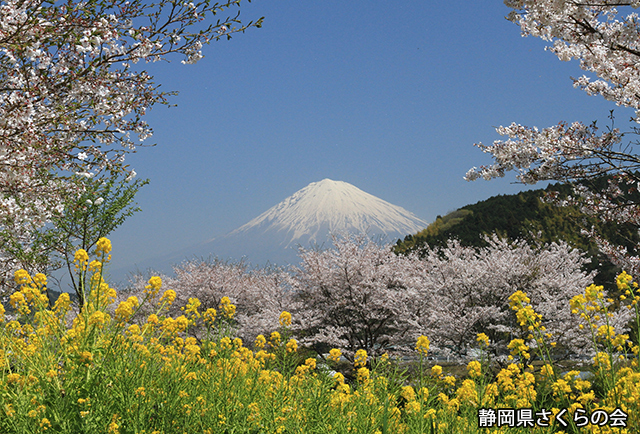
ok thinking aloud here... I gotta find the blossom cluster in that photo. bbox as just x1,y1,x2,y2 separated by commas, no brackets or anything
119,233,620,359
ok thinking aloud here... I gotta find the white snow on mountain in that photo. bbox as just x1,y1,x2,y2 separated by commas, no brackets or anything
113,179,427,281
225,178,427,247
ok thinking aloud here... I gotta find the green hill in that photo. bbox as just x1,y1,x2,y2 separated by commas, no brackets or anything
394,180,640,292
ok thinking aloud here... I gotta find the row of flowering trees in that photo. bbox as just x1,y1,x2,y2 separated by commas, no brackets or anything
120,233,633,360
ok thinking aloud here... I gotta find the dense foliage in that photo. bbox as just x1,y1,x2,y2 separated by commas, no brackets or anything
4,0,640,432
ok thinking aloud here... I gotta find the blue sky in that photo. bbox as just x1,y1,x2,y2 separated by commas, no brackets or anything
105,1,634,276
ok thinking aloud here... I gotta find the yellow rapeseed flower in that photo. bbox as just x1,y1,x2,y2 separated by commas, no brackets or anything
74,249,89,271
401,385,416,402
456,379,478,406
415,335,430,356
53,293,71,315
175,315,189,332
255,350,274,365
597,324,615,340
356,367,370,383
540,364,554,378
279,311,292,327
219,296,236,319
40,418,51,429
144,276,162,297
114,300,135,322
233,337,243,349
294,363,310,377
88,260,102,273
33,273,47,288
574,378,591,392
612,333,629,350
617,271,633,291
304,358,316,370
255,335,266,349
329,348,342,363
508,290,530,307
405,400,421,415
148,275,162,289
269,331,281,347
431,365,443,377
96,237,112,256
577,391,596,405
184,297,201,318
14,269,32,285
476,333,490,347
286,338,298,353
507,338,530,360
220,337,232,350
593,352,612,370
127,324,141,336
159,289,177,306
467,360,482,379
87,311,109,327
79,351,93,364
443,375,456,387
7,373,21,384
204,308,217,326
585,284,604,302
126,296,139,308
9,292,26,309
354,349,367,368
551,379,572,397
107,414,120,434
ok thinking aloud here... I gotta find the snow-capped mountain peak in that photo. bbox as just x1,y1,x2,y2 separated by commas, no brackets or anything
119,179,428,276
229,179,427,248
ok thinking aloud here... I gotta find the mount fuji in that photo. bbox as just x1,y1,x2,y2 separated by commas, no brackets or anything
120,179,427,278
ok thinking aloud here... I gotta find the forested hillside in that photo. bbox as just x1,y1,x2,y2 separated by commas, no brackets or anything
394,180,640,292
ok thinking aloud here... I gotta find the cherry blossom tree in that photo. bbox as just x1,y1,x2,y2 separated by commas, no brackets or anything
415,235,612,358
121,258,296,343
125,235,422,357
168,259,297,342
291,234,423,358
290,233,610,359
0,0,262,287
465,1,640,273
